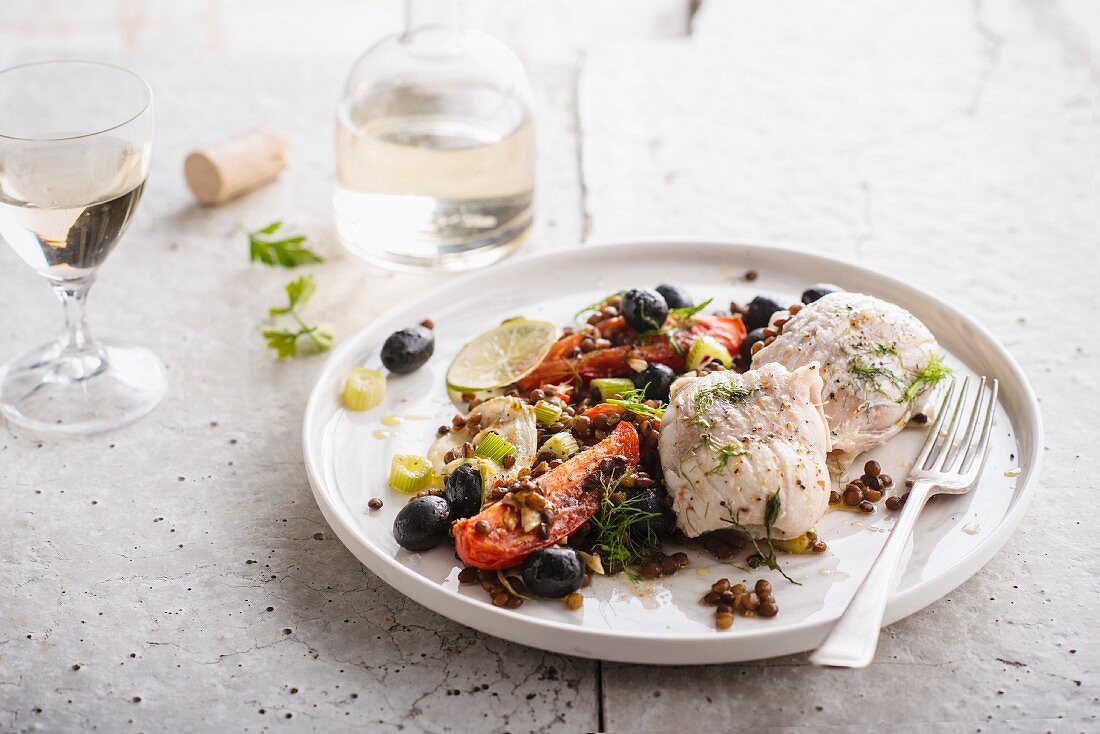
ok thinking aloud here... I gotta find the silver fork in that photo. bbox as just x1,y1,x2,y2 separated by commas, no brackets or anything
811,375,999,668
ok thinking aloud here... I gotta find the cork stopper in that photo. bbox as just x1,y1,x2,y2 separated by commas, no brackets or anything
184,129,289,205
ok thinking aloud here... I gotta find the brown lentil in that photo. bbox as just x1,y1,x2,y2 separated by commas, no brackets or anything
474,520,491,535
504,596,523,609
811,540,828,553
642,562,662,579
672,552,689,568
751,341,764,355
491,593,510,607
864,459,881,476
758,600,779,618
843,486,863,507
702,591,721,604
858,500,875,513
715,612,734,630
458,567,478,584
660,557,679,575
452,415,466,429
864,488,884,502
880,474,894,488
862,473,882,491
741,592,761,612
911,412,928,424
744,270,758,281
437,425,450,437
420,318,434,330
565,593,583,610
367,498,383,510
755,579,772,595
829,490,841,505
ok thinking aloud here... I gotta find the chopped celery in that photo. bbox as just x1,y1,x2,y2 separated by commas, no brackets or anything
474,431,516,463
388,455,433,493
540,431,580,460
342,368,386,411
590,377,636,401
686,336,733,370
534,400,563,426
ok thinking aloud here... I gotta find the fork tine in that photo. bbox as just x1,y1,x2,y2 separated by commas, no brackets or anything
929,376,968,471
912,377,957,470
922,377,968,471
961,378,998,475
941,376,986,472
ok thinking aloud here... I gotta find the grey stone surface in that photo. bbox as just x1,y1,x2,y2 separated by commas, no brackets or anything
583,1,1097,731
1,1,1096,732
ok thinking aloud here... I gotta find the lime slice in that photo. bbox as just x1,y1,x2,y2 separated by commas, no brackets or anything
446,319,558,392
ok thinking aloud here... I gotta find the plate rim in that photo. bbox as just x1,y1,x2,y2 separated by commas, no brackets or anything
302,238,1043,664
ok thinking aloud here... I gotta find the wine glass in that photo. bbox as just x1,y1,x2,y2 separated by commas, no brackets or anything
0,61,165,434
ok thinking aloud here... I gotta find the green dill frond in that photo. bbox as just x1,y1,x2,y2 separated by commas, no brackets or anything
605,386,667,420
901,353,952,403
693,382,753,414
574,291,624,320
590,475,661,580
702,434,750,474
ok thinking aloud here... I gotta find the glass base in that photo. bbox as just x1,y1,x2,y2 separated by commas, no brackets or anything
0,338,166,434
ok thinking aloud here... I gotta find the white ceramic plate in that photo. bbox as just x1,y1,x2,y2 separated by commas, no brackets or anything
302,241,1041,665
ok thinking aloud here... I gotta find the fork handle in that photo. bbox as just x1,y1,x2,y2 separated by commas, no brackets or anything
810,480,934,668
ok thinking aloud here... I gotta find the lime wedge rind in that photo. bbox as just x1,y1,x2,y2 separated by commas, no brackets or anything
445,319,557,393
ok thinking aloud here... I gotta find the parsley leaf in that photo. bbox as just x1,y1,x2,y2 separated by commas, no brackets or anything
246,221,323,268
262,275,334,359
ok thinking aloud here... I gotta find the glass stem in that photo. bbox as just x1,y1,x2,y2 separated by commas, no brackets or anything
51,277,98,356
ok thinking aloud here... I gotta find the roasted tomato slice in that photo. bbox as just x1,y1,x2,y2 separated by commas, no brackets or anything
453,422,640,570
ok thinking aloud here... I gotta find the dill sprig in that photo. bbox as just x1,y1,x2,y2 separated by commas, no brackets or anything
722,495,801,585
693,382,753,414
574,291,624,321
590,475,661,581
605,386,667,420
901,353,952,403
702,434,750,474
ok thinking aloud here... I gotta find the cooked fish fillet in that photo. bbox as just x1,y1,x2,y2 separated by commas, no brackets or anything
751,291,946,470
659,363,831,540
428,396,537,481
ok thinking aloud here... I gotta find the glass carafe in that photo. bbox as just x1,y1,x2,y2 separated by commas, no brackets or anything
334,0,535,271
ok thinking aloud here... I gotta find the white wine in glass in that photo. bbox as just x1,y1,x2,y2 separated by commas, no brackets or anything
0,61,164,434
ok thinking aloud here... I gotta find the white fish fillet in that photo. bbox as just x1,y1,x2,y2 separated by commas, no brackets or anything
752,291,946,471
659,363,831,540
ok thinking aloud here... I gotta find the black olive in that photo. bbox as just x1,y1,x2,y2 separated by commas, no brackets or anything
521,547,585,598
743,296,782,331
392,496,450,551
740,327,767,363
655,284,693,310
630,363,675,403
380,326,435,374
621,289,669,333
444,464,482,520
630,489,677,540
801,283,843,304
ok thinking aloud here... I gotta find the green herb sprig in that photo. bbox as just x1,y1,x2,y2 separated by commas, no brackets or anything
693,382,753,414
590,475,661,581
246,221,323,268
605,386,667,420
702,434,750,475
262,274,335,358
901,353,952,403
722,495,800,585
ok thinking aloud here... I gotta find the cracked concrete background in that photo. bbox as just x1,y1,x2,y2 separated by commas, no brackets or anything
0,1,1096,732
